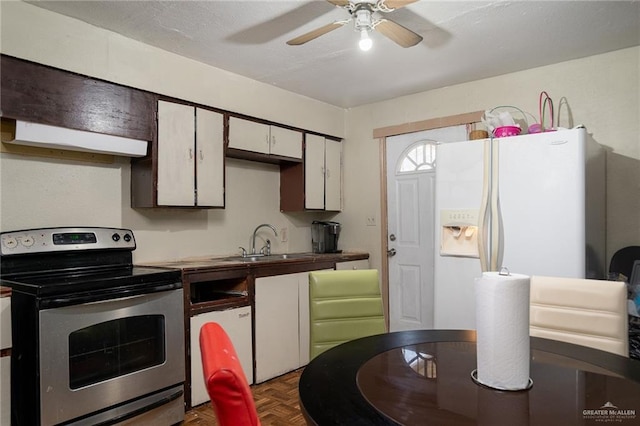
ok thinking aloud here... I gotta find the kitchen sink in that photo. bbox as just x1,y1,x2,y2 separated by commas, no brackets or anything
223,253,314,263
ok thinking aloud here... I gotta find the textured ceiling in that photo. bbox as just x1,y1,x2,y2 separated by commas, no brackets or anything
26,0,640,108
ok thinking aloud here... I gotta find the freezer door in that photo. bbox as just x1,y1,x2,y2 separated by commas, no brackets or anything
497,129,587,278
434,139,486,329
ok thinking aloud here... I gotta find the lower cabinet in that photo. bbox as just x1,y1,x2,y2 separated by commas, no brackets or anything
0,356,9,426
1,295,10,426
189,305,253,406
254,273,304,383
255,270,334,383
336,259,370,270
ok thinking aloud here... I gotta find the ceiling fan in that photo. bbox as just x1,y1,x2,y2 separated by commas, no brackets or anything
286,0,423,51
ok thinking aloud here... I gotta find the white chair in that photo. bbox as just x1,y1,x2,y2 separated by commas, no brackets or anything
530,276,628,357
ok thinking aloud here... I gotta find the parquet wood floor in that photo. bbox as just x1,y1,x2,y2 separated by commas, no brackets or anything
183,369,305,425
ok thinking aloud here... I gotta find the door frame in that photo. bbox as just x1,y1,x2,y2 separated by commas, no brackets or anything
375,111,483,327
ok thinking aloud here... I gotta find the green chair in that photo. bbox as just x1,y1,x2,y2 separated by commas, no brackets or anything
309,269,386,360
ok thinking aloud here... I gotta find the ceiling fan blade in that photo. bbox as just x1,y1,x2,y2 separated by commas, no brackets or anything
375,18,423,47
326,0,350,7
287,21,347,45
380,0,420,10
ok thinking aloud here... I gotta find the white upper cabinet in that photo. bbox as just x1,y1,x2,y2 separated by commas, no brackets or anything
196,108,225,206
228,116,302,159
324,139,342,211
157,100,224,207
228,117,269,154
305,134,342,211
157,101,194,206
305,134,325,209
270,125,302,158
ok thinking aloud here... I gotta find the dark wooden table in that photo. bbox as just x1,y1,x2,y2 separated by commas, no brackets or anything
299,330,640,425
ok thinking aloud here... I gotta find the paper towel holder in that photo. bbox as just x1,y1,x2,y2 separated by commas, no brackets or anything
499,267,510,276
470,369,533,391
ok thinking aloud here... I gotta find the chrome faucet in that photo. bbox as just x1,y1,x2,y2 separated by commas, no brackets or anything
251,224,277,255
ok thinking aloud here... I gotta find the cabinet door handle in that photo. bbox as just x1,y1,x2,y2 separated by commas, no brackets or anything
199,150,204,160
271,135,276,146
326,168,331,178
189,148,193,160
321,166,325,176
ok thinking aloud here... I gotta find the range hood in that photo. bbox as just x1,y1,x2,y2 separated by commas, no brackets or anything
2,120,148,157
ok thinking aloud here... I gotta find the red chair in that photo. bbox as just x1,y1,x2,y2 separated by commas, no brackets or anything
199,322,260,426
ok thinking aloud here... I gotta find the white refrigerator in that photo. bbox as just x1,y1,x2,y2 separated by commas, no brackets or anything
433,127,606,329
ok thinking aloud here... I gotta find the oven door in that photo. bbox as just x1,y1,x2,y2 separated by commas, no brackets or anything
38,288,184,426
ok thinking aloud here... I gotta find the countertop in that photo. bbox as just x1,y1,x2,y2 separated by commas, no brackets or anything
0,252,370,293
142,251,369,272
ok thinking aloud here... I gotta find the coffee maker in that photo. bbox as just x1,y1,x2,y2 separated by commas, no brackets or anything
311,221,341,253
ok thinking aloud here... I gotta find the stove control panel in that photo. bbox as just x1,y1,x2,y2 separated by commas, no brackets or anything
0,227,136,255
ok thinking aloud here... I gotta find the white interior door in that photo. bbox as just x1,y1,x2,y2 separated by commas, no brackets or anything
386,126,467,331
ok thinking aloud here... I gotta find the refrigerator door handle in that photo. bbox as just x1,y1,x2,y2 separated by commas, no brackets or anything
490,139,501,271
477,139,491,272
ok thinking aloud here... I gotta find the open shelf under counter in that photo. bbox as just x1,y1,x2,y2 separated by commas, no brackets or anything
184,268,251,314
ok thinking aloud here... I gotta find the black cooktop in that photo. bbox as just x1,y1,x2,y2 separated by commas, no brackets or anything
1,264,181,298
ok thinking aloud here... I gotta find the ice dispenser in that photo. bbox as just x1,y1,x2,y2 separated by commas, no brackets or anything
440,209,479,257
311,221,342,253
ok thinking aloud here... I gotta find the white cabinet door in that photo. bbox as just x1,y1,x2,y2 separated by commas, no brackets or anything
305,134,326,210
1,297,10,426
0,356,9,426
304,135,342,211
270,126,302,159
1,297,11,350
325,139,342,211
255,274,301,383
229,117,302,159
157,101,196,206
190,306,253,406
298,273,310,367
228,117,270,154
195,108,224,207
336,259,370,270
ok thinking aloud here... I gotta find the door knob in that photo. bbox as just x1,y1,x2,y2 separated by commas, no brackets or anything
387,248,397,257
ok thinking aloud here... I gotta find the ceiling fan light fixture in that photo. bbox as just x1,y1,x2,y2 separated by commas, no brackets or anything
358,28,373,51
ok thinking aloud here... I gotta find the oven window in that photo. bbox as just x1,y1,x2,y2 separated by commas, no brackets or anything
68,315,166,389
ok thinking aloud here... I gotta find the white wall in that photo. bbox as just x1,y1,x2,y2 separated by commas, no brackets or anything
341,47,640,273
0,2,343,263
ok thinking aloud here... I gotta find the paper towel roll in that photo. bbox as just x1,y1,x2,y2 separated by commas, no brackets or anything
475,271,531,391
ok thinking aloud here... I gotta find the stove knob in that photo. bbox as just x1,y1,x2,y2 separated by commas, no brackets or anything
123,233,132,243
19,235,35,247
2,237,18,249
112,233,121,242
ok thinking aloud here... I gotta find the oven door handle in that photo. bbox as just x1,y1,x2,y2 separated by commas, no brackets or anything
40,281,182,309
91,387,184,426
